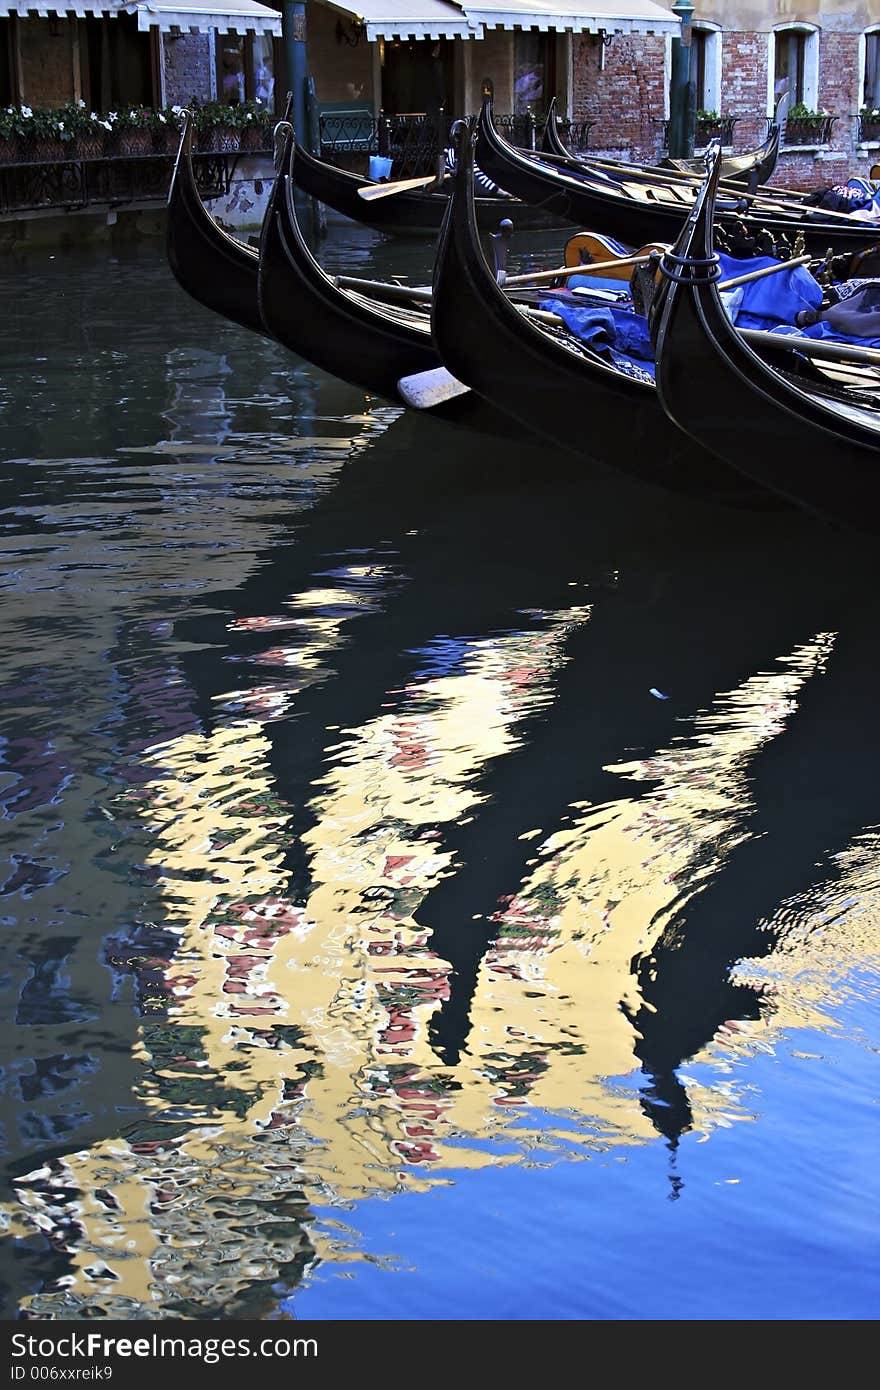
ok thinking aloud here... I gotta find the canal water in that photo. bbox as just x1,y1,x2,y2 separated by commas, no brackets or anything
0,213,878,1323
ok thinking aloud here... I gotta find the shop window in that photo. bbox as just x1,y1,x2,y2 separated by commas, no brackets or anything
216,32,276,108
513,32,555,117
84,15,153,112
0,19,14,107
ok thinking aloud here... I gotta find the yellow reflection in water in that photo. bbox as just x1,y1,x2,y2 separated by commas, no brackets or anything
3,618,848,1318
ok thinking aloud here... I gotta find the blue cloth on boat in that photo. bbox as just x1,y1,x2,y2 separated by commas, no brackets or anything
539,298,654,361
565,274,633,294
717,252,824,329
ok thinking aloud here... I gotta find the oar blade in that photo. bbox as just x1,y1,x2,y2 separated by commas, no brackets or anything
397,367,471,409
358,175,439,201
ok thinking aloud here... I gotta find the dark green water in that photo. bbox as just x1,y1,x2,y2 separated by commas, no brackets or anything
0,218,878,1321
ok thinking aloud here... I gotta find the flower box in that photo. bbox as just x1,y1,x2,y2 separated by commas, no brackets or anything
695,114,738,146
783,108,836,146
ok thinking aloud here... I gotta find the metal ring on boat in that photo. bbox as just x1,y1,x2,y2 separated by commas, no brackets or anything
658,251,722,284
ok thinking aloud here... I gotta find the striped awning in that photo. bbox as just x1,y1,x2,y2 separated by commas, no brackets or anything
318,0,477,40
462,0,679,34
0,0,283,33
316,0,678,39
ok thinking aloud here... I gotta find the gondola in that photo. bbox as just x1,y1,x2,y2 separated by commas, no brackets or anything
167,114,520,436
650,147,880,534
476,98,880,257
429,119,775,510
541,96,781,190
257,122,528,435
166,113,265,338
284,132,573,237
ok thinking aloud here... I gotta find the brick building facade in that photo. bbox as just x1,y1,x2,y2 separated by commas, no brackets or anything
574,5,880,189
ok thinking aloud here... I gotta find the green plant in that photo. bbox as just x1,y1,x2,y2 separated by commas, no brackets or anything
190,100,239,132
146,103,185,135
695,108,720,123
0,105,31,139
105,107,149,133
232,98,272,130
55,99,99,138
860,104,880,123
787,101,828,126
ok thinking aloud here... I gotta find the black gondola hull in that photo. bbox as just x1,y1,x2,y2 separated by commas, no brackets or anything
542,98,780,189
260,128,524,435
477,101,880,257
288,136,574,236
652,151,880,533
166,118,265,337
430,122,776,509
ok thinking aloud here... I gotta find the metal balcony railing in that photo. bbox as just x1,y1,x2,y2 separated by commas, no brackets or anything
0,150,232,217
317,111,597,177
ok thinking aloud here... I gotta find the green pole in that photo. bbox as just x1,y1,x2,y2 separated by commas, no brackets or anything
668,0,695,159
282,1,308,149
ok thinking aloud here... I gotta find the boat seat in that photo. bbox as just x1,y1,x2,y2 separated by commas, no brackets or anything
620,180,692,205
646,183,694,205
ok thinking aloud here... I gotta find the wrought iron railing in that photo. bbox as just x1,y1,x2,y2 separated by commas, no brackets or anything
557,118,596,153
0,151,230,217
317,110,595,177
656,115,739,150
856,113,880,143
694,114,739,146
781,114,838,146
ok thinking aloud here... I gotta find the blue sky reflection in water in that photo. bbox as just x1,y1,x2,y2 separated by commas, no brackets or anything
0,223,878,1322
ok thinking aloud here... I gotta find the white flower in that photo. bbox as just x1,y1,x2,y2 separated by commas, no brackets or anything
76,98,85,108
158,112,166,122
21,105,32,118
101,120,111,131
172,105,183,116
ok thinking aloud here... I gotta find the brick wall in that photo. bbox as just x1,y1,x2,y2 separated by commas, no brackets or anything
573,35,667,164
722,29,768,150
19,18,76,106
163,33,214,106
570,23,880,191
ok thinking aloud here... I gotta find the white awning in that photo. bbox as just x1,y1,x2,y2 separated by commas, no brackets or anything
0,0,282,33
462,0,679,35
319,0,478,41
2,0,675,38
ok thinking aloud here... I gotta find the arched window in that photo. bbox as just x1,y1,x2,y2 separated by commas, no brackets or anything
768,23,820,114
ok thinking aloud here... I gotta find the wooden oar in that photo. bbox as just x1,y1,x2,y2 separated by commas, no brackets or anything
505,249,812,295
717,253,813,291
740,326,880,368
731,188,876,225
565,151,811,202
335,275,565,325
503,252,656,287
357,174,440,201
337,275,433,302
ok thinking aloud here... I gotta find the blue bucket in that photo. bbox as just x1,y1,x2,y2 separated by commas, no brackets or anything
369,155,393,182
